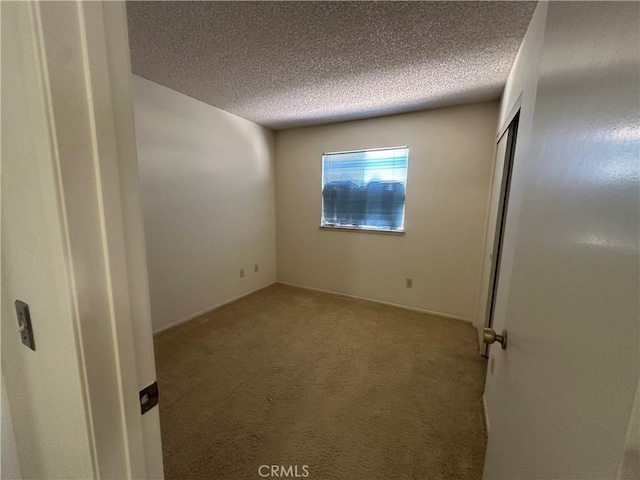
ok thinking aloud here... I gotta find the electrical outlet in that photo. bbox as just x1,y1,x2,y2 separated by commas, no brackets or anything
490,356,495,375
254,264,259,273
406,278,413,288
240,268,245,278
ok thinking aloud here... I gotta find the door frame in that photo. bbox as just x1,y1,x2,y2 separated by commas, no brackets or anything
482,111,520,356
476,100,522,356
8,2,163,477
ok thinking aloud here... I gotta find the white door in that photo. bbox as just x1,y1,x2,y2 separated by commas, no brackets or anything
1,2,163,478
483,2,639,478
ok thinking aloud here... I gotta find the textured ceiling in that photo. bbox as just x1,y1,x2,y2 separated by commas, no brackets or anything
127,1,536,130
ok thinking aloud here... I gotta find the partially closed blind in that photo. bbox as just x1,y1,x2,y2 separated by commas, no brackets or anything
321,147,409,231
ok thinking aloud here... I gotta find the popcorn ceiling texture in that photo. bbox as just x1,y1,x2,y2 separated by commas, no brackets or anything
126,1,535,130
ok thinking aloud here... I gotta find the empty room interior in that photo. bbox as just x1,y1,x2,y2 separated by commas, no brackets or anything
128,2,528,478
1,1,639,480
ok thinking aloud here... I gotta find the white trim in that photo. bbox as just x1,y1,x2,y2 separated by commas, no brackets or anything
77,4,135,476
9,3,101,476
153,282,278,334
29,2,101,475
496,92,523,141
319,225,405,236
473,96,524,351
31,2,160,476
277,281,472,324
483,393,490,435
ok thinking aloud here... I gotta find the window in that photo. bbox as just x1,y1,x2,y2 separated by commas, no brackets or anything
321,146,408,233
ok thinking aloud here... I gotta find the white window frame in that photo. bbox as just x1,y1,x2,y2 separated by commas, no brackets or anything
319,146,409,235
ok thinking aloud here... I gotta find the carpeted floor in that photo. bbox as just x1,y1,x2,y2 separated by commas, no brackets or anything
154,283,487,480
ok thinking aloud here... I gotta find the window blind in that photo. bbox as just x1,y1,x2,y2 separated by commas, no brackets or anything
321,147,408,231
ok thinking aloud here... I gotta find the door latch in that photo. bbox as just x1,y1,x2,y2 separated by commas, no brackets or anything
139,381,159,414
15,300,35,351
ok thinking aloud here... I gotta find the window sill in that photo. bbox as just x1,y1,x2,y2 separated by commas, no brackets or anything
319,225,405,236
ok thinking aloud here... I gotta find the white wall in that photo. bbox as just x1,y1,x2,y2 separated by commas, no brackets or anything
133,76,277,332
276,102,499,321
482,1,639,478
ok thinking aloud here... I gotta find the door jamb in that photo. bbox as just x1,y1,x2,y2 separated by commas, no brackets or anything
476,96,523,356
482,111,520,357
28,1,162,477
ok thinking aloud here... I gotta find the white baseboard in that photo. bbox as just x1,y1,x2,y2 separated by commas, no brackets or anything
276,281,472,324
153,281,277,335
155,280,472,334
483,393,490,435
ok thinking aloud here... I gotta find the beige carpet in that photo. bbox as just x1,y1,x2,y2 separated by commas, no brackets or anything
154,283,487,480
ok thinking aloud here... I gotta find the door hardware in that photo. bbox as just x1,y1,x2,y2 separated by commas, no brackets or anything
15,300,35,351
483,328,507,349
139,381,159,414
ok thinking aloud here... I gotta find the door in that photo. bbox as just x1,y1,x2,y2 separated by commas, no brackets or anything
482,113,519,357
1,2,163,478
482,2,639,478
